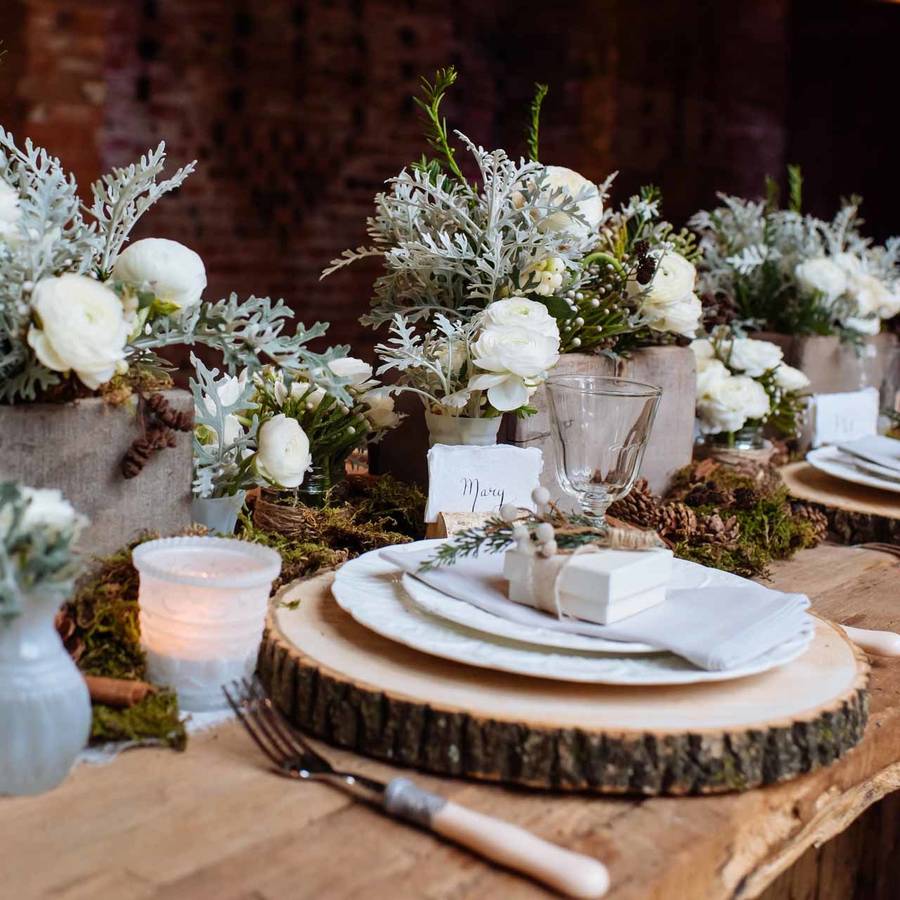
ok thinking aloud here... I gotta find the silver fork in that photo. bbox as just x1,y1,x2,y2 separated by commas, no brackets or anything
224,679,609,899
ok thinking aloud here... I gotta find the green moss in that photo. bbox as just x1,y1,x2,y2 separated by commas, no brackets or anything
668,461,821,579
90,689,186,750
241,474,426,591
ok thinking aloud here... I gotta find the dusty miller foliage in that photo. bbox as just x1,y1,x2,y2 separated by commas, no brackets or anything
375,313,479,410
190,355,260,499
323,132,606,328
1,128,342,403
689,169,898,337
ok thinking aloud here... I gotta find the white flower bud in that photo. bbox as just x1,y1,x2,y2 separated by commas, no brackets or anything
535,522,555,543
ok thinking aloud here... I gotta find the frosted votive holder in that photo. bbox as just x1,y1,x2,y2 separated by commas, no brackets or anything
133,536,282,711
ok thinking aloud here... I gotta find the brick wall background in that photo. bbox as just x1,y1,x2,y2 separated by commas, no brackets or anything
1,0,897,357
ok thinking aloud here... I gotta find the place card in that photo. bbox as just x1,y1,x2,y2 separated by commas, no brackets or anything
425,444,543,523
811,387,879,447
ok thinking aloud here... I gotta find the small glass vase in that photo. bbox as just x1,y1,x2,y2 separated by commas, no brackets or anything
702,425,774,467
709,425,766,451
424,412,501,447
295,462,342,507
0,589,91,795
191,491,246,534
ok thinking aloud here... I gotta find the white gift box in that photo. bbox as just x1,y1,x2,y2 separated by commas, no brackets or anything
503,546,673,625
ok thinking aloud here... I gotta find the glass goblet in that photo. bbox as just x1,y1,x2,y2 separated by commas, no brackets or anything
546,375,662,527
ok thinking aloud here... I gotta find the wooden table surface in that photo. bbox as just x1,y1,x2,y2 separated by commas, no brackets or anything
3,545,900,900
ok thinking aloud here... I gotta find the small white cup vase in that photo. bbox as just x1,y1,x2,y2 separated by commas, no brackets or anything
191,491,247,534
425,412,501,447
134,537,281,712
0,590,91,796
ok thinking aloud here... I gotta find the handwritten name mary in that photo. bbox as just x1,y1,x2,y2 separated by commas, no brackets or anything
461,478,505,513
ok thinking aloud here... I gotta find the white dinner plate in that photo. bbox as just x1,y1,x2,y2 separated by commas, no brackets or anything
807,445,900,495
330,546,815,686
400,572,656,654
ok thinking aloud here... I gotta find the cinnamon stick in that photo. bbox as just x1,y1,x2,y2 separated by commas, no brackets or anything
85,675,157,708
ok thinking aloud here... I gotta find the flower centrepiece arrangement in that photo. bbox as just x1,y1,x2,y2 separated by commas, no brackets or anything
323,69,703,442
192,351,402,503
690,330,810,447
691,166,900,341
0,131,353,478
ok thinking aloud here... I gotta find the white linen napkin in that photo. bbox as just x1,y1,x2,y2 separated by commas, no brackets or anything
838,434,900,474
381,545,811,672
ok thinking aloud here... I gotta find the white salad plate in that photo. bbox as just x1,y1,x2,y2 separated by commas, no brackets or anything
330,546,815,686
807,445,900,495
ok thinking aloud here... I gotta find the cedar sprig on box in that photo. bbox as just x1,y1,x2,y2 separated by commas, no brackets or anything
422,487,663,571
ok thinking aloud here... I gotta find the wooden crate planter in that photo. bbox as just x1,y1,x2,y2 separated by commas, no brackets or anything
0,390,193,554
756,332,897,395
502,346,697,496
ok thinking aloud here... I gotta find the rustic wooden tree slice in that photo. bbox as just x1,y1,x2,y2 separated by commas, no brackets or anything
781,461,900,544
258,571,869,795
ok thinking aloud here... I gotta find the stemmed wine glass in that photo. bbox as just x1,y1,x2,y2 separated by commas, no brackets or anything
546,375,662,527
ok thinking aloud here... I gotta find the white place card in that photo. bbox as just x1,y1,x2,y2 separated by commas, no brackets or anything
811,387,879,448
425,444,543,523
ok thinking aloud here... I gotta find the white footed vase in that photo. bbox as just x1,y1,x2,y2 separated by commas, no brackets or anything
425,412,501,447
0,593,91,796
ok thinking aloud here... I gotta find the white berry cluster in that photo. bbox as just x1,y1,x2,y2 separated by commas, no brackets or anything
500,487,559,558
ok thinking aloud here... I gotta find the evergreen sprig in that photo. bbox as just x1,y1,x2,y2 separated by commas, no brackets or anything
414,67,464,182
526,82,549,162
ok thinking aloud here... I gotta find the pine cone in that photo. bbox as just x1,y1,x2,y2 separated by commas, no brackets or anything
607,479,659,529
655,502,698,542
146,393,192,431
791,502,828,543
701,290,740,328
55,606,85,663
121,425,176,478
678,481,736,508
694,512,741,548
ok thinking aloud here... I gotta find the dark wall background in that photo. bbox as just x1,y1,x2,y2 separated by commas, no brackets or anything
1,0,897,357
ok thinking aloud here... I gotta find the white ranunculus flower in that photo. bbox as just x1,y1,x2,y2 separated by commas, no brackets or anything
434,337,469,375
255,414,311,489
295,383,326,408
643,292,702,338
635,251,701,337
20,487,85,534
696,359,730,398
795,257,848,303
641,251,697,305
773,364,810,392
468,325,560,412
481,297,560,339
850,272,892,318
536,166,603,236
727,338,783,377
697,374,770,435
842,315,881,336
27,274,130,390
112,238,207,310
364,390,401,430
0,180,22,243
834,252,863,277
327,356,373,386
516,257,566,297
